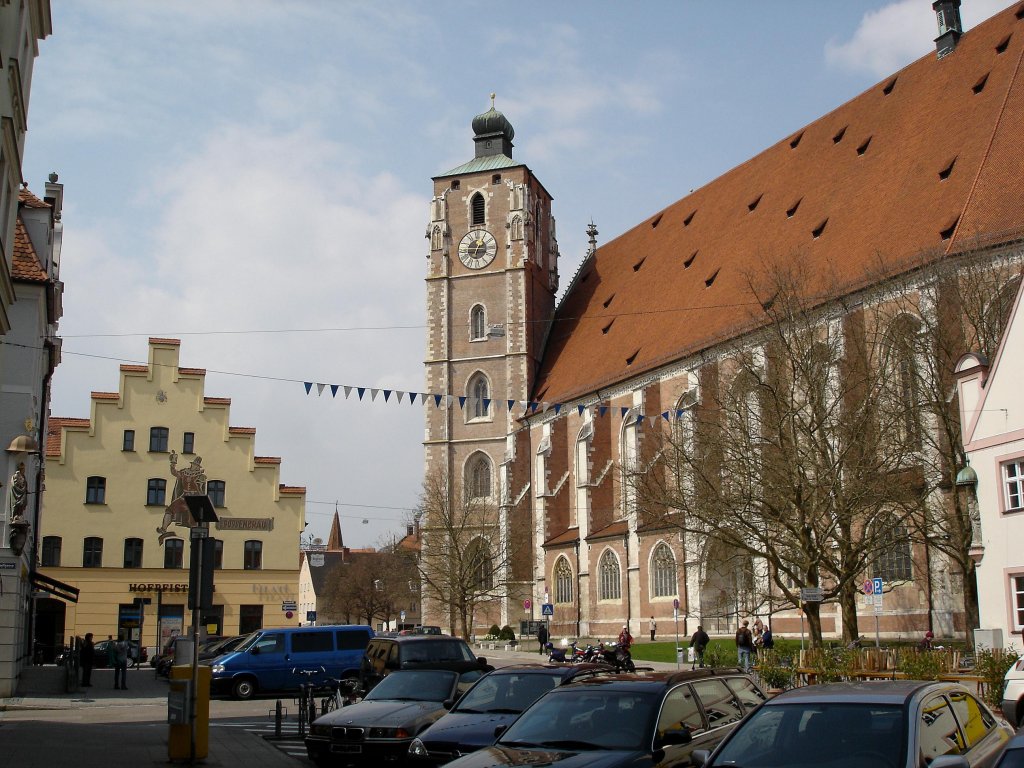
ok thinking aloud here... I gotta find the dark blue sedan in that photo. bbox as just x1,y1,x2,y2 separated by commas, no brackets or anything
408,663,615,765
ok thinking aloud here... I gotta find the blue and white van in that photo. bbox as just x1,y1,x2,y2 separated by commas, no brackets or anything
209,625,373,699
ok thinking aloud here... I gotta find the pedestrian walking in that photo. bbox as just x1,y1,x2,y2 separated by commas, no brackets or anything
735,620,754,672
690,625,709,669
80,633,94,687
537,622,548,655
920,630,934,650
112,632,129,689
649,616,657,642
761,626,774,650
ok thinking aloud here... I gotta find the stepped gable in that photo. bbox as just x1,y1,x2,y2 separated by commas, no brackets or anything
534,4,1024,405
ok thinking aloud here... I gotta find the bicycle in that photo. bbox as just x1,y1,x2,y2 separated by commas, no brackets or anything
319,677,363,715
294,666,326,736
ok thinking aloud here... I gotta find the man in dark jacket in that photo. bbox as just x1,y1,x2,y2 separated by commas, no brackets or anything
80,633,95,687
537,623,548,655
690,625,710,669
735,620,754,672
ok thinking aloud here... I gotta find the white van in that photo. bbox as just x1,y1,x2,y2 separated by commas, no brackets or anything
1002,657,1024,726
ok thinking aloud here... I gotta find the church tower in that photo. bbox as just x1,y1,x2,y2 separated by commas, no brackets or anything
423,98,558,633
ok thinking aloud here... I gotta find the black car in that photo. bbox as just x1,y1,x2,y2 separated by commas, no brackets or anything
994,728,1024,768
409,663,616,765
360,635,492,693
305,668,462,768
198,634,244,663
695,680,1012,768
441,668,766,768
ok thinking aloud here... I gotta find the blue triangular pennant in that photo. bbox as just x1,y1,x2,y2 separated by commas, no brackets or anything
330,384,339,398
599,406,609,417
553,404,562,415
433,394,443,407
383,390,392,402
304,382,313,394
458,396,467,410
578,405,586,416
508,400,515,411
357,387,366,400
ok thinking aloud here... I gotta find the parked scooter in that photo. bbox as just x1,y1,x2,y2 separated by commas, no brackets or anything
598,641,636,672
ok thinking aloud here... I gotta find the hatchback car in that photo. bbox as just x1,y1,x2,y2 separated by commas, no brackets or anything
694,680,1012,768
409,663,616,765
305,668,461,767
440,668,766,768
360,635,492,693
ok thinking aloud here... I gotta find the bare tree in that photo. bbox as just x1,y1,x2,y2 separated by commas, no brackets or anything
881,251,1024,639
416,470,519,640
320,549,414,627
636,261,925,646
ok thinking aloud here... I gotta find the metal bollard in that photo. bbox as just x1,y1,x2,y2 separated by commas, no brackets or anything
275,700,283,739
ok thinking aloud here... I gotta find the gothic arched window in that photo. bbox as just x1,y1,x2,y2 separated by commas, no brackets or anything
555,557,573,604
467,537,493,591
431,225,442,251
651,543,678,597
511,215,523,241
467,373,490,420
875,516,912,582
467,453,492,499
470,305,486,340
599,550,621,600
882,314,922,450
471,193,485,226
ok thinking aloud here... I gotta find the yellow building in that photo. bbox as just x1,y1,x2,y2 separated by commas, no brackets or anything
37,338,306,655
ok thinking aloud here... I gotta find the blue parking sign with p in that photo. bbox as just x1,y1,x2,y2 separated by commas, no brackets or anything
873,577,883,595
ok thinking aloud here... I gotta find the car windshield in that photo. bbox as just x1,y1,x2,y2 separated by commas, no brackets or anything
711,702,905,767
456,672,559,713
365,670,458,702
235,631,262,652
403,640,476,662
499,688,658,751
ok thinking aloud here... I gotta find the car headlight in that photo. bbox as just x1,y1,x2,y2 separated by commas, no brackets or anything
368,727,411,739
408,738,428,756
311,723,332,737
210,664,225,674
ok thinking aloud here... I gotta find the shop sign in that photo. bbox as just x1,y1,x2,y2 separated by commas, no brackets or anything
128,583,215,593
216,518,274,531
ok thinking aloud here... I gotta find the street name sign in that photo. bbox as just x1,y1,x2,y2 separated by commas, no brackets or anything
800,587,823,602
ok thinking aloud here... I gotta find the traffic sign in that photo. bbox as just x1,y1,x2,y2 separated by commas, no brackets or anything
306,610,317,622
282,600,297,611
524,599,532,611
541,603,554,616
862,580,874,595
872,577,883,595
400,610,406,622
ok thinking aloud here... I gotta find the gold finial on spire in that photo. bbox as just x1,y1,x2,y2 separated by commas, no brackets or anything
490,92,496,108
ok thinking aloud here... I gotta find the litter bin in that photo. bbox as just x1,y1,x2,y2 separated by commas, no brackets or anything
676,647,685,666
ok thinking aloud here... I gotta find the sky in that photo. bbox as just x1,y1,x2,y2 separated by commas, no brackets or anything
19,0,1011,549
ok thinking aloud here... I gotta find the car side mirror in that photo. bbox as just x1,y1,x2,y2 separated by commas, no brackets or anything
691,748,711,766
494,724,508,739
930,757,970,768
443,698,455,710
477,656,488,666
250,646,260,655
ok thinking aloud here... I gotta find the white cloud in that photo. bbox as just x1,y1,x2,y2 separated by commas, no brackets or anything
826,0,1010,77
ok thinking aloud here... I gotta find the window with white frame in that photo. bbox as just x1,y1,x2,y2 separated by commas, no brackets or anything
1013,575,1024,630
555,558,573,603
599,550,621,600
651,543,678,597
470,305,486,340
1004,460,1024,512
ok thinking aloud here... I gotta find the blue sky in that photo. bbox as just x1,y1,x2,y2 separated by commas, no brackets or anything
20,0,1009,548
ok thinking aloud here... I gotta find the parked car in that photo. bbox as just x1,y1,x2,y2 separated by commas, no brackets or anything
305,668,462,768
1001,657,1024,727
440,668,766,768
198,634,244,663
211,624,374,700
359,635,492,694
994,728,1024,768
694,680,1012,768
409,663,616,765
155,635,225,678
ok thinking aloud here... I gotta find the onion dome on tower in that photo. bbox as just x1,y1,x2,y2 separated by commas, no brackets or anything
472,93,514,159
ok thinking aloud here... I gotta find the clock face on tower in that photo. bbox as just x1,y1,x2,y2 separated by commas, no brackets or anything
458,229,498,269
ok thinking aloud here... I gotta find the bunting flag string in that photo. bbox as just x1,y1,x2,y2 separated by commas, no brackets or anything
301,378,696,428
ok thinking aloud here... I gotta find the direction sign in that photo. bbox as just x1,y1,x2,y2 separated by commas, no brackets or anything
541,603,554,616
800,587,824,602
282,600,297,611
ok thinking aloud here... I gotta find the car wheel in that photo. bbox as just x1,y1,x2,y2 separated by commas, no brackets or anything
232,677,257,700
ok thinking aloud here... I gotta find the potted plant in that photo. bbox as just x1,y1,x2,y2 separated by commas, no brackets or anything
756,651,793,694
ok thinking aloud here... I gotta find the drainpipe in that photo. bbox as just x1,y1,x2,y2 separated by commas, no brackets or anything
624,532,632,636
574,539,581,639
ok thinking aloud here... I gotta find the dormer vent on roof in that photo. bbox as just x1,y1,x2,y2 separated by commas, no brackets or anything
972,73,990,94
786,198,802,218
651,213,663,228
857,137,872,156
684,251,697,268
625,349,640,366
1016,4,1024,20
940,215,960,241
933,0,963,58
939,156,957,180
683,210,697,227
812,218,829,239
832,126,847,144
883,77,898,95
633,257,646,272
603,293,615,308
748,194,762,212
602,319,614,335
705,268,720,287
789,131,803,149
997,34,1012,53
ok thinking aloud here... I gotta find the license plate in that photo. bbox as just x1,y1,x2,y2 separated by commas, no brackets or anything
330,744,362,754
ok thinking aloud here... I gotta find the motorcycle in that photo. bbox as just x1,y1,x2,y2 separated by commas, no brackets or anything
598,641,636,672
546,641,580,663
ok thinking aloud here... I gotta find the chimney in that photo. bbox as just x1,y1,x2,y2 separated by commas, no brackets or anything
406,524,414,537
933,0,963,59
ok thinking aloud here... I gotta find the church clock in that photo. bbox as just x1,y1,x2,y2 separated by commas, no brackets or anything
458,229,497,269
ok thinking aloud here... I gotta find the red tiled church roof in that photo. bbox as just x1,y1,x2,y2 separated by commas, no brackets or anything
535,4,1024,405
